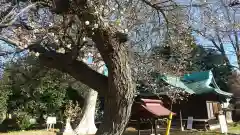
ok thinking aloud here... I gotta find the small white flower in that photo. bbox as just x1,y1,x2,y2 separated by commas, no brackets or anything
49,32,55,36
89,0,93,5
67,44,71,49
85,21,90,25
94,23,99,28
35,52,40,57
57,48,66,54
120,11,124,14
112,7,116,10
120,29,124,33
33,29,39,33
124,28,128,33
83,37,86,41
49,23,54,27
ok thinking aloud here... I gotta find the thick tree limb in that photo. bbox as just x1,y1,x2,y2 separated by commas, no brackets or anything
28,44,108,95
0,36,21,47
0,36,108,95
45,58,108,95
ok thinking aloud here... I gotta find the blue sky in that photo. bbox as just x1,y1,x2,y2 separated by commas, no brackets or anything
0,0,239,73
186,0,240,70
86,57,108,76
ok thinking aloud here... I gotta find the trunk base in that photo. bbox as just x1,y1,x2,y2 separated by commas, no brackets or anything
74,90,98,135
233,101,240,121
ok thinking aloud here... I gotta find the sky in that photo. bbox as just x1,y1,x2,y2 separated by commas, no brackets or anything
86,57,108,76
185,0,240,70
0,0,239,74
193,31,240,68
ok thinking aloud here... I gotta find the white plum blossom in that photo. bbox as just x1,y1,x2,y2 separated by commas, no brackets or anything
100,5,104,10
94,23,99,28
35,52,40,57
85,21,90,25
57,48,66,54
54,39,59,43
48,22,54,27
49,32,55,36
119,29,124,33
67,44,71,49
33,29,39,33
32,35,36,39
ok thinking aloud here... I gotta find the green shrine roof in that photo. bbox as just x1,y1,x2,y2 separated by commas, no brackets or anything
159,70,233,97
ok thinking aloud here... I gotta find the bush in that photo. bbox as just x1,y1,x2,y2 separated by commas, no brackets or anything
16,113,33,130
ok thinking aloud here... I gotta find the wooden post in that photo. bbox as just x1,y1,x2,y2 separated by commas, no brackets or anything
138,119,140,135
154,119,157,135
165,112,173,135
150,119,153,134
180,110,184,131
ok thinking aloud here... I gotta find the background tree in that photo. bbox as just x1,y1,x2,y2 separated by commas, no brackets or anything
0,69,11,124
191,46,231,91
0,54,96,129
189,0,240,118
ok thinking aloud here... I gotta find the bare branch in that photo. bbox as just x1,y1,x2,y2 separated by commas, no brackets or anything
0,2,46,28
0,36,21,47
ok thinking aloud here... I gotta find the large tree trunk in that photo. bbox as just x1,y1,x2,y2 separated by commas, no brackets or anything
228,70,240,121
74,89,98,135
32,0,136,133
95,44,135,135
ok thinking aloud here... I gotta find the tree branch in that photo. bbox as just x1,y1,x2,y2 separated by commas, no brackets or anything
191,28,224,53
40,54,108,95
0,2,46,28
0,36,21,47
28,44,108,95
1,34,108,95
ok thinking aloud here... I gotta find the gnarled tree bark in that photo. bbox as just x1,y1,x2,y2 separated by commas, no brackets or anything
30,36,135,135
27,0,136,134
228,70,240,121
95,41,135,135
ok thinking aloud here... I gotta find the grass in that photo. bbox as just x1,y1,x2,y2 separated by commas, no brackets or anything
1,123,240,135
124,128,220,135
228,122,240,134
0,130,56,135
0,130,220,135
